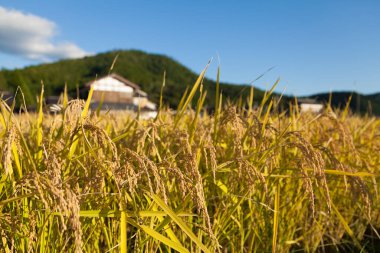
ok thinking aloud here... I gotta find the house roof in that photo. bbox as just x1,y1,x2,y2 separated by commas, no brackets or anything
0,91,14,105
135,89,147,97
298,98,321,104
86,73,141,90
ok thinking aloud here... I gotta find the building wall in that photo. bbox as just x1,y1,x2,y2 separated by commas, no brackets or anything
92,90,133,103
91,76,134,103
300,103,323,113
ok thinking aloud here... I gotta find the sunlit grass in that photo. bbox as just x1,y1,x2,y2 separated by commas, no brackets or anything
0,67,379,252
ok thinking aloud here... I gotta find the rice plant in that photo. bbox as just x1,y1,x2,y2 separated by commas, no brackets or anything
0,66,379,252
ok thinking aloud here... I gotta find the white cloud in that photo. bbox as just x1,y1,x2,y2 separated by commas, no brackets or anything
0,6,90,61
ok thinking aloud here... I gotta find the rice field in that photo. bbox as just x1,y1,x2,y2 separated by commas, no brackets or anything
0,68,379,252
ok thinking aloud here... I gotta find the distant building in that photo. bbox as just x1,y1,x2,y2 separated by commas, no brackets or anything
45,95,61,105
0,91,13,106
298,98,323,113
86,73,156,111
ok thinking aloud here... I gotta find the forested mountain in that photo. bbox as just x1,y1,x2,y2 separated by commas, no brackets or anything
0,49,379,115
0,50,266,108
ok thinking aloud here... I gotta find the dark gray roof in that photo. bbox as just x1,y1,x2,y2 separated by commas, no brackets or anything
298,98,321,104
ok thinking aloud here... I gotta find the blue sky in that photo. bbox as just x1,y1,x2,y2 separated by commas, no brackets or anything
0,1,380,95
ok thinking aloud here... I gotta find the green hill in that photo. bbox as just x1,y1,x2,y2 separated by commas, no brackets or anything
0,50,265,109
0,49,379,115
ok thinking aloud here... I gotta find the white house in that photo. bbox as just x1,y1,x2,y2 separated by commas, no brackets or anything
86,73,156,111
298,98,324,113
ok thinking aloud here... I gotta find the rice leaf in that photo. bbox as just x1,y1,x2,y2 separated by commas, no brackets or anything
272,183,280,253
150,192,211,253
36,84,44,161
139,225,189,253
